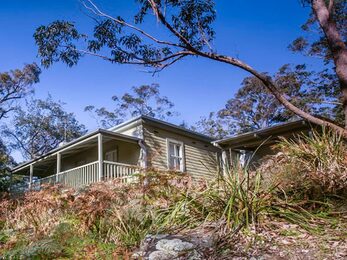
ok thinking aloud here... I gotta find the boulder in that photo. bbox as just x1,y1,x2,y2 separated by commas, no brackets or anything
133,234,204,260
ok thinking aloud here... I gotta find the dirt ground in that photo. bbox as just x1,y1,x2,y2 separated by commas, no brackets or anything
170,216,347,259
218,217,347,259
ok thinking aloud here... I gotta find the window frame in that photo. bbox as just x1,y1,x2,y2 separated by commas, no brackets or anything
105,148,118,162
166,138,185,172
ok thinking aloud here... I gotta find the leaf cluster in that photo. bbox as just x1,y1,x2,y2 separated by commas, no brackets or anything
4,96,87,159
85,83,176,128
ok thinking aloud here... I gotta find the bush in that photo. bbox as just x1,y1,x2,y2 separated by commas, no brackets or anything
155,167,275,236
260,128,347,201
1,158,340,257
4,185,74,237
0,171,192,256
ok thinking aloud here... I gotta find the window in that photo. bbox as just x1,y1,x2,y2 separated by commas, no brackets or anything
167,139,185,172
105,149,118,162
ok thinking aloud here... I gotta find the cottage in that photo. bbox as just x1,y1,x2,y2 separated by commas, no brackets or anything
11,116,313,190
11,115,219,189
213,120,314,171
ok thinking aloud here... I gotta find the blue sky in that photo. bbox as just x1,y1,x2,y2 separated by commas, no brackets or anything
0,0,323,132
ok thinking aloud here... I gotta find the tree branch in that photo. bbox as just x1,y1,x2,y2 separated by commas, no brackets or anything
147,0,197,51
75,0,347,137
83,0,184,48
77,48,193,67
198,51,347,136
312,0,347,128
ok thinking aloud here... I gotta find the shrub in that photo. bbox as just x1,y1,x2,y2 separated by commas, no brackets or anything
4,185,74,237
260,128,347,200
97,205,155,248
1,163,336,257
156,167,274,234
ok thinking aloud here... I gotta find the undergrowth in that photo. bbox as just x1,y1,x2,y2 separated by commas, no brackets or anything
0,129,346,258
261,128,347,202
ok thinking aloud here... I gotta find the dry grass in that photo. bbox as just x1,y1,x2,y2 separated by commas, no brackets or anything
260,128,347,202
1,131,347,258
0,170,193,258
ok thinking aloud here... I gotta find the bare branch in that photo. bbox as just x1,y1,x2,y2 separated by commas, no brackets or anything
83,0,184,48
77,48,193,67
308,100,343,106
152,53,190,74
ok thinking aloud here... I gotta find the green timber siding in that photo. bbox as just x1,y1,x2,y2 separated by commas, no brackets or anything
142,123,219,179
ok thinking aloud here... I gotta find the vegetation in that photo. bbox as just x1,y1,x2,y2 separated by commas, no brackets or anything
34,0,347,136
0,64,41,121
0,64,41,187
195,64,342,137
0,139,16,193
1,131,346,258
85,84,176,128
262,128,347,201
3,96,87,160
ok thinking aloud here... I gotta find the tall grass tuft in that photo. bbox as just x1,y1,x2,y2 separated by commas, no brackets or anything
261,128,347,201
156,166,275,235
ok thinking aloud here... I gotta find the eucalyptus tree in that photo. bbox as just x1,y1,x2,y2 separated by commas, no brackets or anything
290,0,346,124
0,63,41,120
216,64,342,133
4,96,87,160
0,64,41,177
85,83,176,128
34,0,347,136
194,63,342,137
192,112,229,139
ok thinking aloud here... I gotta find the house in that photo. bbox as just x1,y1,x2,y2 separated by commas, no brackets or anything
212,120,314,171
11,115,219,189
11,116,313,190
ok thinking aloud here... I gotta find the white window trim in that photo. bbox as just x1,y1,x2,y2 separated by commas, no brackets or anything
166,138,185,172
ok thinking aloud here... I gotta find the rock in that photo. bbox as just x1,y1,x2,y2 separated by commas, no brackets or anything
155,238,194,252
148,250,177,260
133,234,203,260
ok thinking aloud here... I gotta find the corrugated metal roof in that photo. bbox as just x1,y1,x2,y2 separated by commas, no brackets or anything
213,120,312,148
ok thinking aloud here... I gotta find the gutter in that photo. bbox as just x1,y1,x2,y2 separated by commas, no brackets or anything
11,129,141,173
213,120,309,146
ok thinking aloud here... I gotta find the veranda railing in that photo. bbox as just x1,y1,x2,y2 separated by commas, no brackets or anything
37,161,137,189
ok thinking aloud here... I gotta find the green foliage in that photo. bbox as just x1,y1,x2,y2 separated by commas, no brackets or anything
1,153,346,257
35,21,82,68
0,173,11,193
4,95,87,159
0,140,15,193
261,128,347,201
195,64,343,137
0,230,9,245
290,1,346,64
96,206,155,248
34,1,216,69
0,63,41,120
156,168,271,232
85,84,176,128
191,112,229,139
33,1,346,135
1,220,118,259
2,237,64,259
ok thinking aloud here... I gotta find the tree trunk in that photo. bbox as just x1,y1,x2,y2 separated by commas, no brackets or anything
312,0,347,129
153,0,347,137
